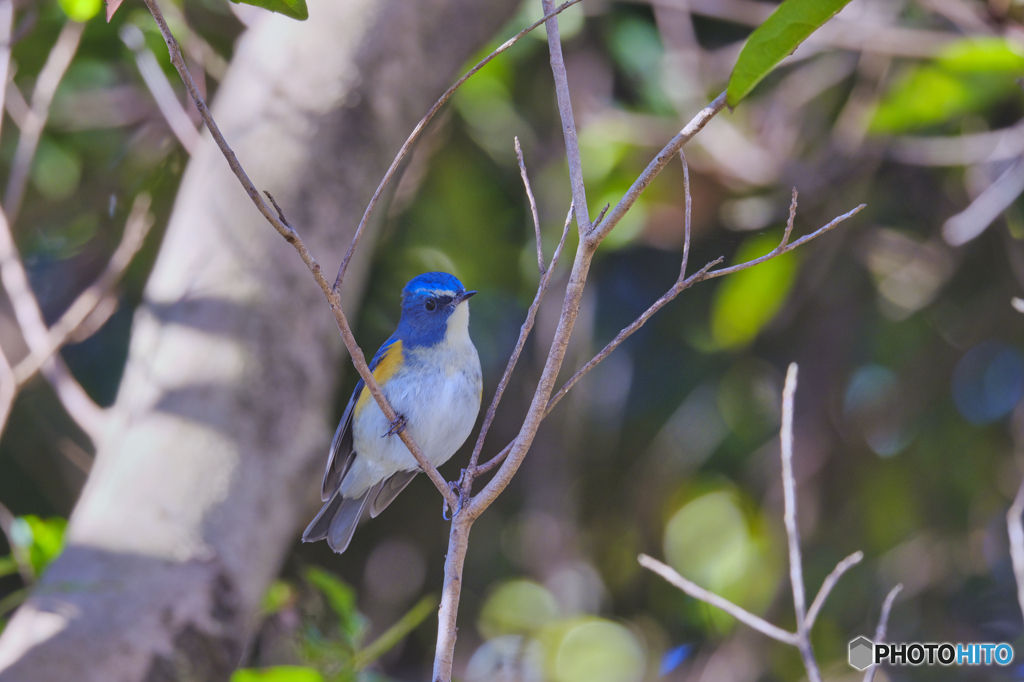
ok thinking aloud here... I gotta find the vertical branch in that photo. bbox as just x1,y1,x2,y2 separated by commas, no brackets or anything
1007,478,1024,620
4,19,84,224
780,363,821,682
119,24,201,155
541,0,590,232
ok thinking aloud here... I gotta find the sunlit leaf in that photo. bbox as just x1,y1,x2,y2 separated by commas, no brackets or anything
59,0,102,22
227,0,308,21
938,37,1024,73
479,580,559,639
871,38,1024,133
727,0,854,107
14,516,66,575
230,666,324,682
709,232,798,349
662,489,779,630
539,618,645,682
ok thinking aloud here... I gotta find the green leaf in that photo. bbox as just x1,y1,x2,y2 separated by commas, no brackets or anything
230,666,324,682
58,0,102,22
938,37,1024,73
304,567,365,645
261,580,295,614
227,0,308,21
12,516,66,575
710,232,798,349
870,38,1024,134
727,0,854,107
0,557,18,579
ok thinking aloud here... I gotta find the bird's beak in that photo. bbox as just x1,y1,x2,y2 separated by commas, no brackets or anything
456,290,477,304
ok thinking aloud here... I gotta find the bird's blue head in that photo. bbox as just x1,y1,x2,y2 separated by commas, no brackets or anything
396,272,476,348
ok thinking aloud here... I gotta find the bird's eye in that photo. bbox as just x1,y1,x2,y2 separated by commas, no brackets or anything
425,298,437,312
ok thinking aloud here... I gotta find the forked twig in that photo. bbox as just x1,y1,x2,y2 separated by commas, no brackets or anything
806,550,863,629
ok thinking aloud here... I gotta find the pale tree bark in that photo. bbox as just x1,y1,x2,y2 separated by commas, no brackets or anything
0,0,516,679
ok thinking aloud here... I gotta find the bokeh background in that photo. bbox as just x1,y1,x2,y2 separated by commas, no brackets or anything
3,0,1024,680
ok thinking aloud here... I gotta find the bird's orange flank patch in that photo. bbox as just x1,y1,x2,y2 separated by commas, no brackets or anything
355,340,404,416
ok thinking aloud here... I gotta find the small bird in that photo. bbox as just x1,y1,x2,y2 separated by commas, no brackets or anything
303,272,482,553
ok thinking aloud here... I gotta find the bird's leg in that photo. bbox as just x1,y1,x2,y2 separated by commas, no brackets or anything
443,481,462,520
384,413,407,437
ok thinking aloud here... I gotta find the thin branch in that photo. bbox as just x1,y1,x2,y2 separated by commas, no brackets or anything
639,554,799,645
863,584,903,682
780,363,821,682
462,202,573,493
680,151,691,278
1007,476,1024,621
0,189,108,440
544,202,865,417
516,137,545,275
702,203,865,281
12,193,154,386
0,0,12,144
805,550,863,630
942,157,1024,247
119,24,201,155
4,19,84,224
332,0,586,291
141,0,457,509
542,0,590,233
592,91,727,243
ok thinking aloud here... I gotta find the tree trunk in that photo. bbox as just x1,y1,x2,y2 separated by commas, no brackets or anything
0,0,515,679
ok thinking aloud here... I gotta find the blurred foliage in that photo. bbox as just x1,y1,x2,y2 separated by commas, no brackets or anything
226,0,307,21
2,0,1024,680
872,37,1024,133
233,568,435,682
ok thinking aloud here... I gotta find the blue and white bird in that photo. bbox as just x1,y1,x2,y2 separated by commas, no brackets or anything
303,272,482,553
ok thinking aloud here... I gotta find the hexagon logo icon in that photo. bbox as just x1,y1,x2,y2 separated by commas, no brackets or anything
849,636,874,671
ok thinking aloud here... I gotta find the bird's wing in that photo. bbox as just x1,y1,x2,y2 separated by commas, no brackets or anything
369,470,419,518
320,335,400,501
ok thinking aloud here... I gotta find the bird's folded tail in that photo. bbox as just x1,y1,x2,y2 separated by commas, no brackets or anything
302,481,384,554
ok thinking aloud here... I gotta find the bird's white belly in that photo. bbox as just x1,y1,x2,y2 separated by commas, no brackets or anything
345,346,481,496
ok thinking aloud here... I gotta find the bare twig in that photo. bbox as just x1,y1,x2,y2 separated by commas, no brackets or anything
516,137,545,275
780,363,822,682
0,196,108,441
542,0,590,233
680,152,692,277
12,194,154,386
332,0,586,290
942,157,1024,247
1007,477,1024,620
593,91,727,243
863,584,903,682
805,550,863,630
0,0,12,144
544,202,864,416
4,19,84,224
141,0,458,509
462,202,573,495
119,24,201,155
639,554,799,645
